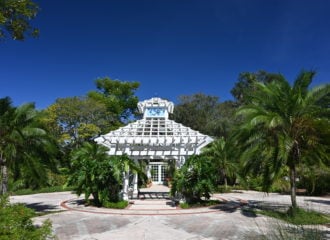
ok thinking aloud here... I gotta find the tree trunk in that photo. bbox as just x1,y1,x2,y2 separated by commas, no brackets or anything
289,165,297,209
0,158,8,195
92,192,101,207
224,176,228,190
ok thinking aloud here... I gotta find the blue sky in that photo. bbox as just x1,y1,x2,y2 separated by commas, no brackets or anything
1,0,329,109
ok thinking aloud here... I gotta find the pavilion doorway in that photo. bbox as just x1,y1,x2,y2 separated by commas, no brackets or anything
149,162,167,184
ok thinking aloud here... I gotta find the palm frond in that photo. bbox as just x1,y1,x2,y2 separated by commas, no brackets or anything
292,70,315,97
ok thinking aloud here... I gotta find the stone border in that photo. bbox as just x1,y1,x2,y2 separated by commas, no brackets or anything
60,198,235,216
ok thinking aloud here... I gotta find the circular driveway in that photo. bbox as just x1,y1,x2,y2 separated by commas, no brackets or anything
10,191,330,240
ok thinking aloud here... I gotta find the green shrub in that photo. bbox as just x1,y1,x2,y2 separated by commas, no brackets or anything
0,195,53,240
47,169,70,186
257,219,327,240
179,200,222,209
217,185,232,193
299,169,330,196
13,185,74,195
258,207,329,225
179,202,190,209
103,201,128,209
171,155,217,203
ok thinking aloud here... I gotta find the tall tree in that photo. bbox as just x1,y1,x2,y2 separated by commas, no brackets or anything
231,70,284,105
172,93,237,137
0,97,56,194
236,71,329,209
173,93,218,133
0,0,39,40
42,96,108,147
88,77,140,129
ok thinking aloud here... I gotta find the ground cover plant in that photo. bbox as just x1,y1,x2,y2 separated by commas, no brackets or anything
179,199,223,209
256,218,328,240
0,195,53,240
103,200,129,209
257,207,329,225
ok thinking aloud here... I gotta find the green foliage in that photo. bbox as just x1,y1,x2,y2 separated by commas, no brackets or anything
235,71,330,209
179,202,189,209
103,200,128,209
0,195,53,240
298,165,330,196
231,70,285,105
67,142,143,206
42,96,108,147
216,185,232,193
179,200,222,209
171,155,217,203
0,97,58,194
12,185,74,195
173,94,219,134
88,77,140,128
258,207,329,225
172,93,237,137
67,142,118,206
256,220,327,240
0,0,39,40
202,136,238,188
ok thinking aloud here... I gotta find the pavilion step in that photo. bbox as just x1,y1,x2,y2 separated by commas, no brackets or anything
137,191,170,200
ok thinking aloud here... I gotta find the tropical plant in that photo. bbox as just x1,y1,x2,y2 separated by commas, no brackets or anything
236,71,329,210
0,195,53,239
0,97,57,194
171,155,217,203
67,142,114,206
202,136,238,189
67,142,143,206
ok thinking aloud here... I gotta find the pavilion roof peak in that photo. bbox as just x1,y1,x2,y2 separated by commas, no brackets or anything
138,97,174,114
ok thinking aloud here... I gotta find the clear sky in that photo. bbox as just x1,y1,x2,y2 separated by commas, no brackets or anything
1,0,329,109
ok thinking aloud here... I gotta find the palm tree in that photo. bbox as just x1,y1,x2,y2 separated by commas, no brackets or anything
236,71,329,209
170,155,217,203
0,97,56,194
202,137,237,190
68,142,144,205
68,142,112,206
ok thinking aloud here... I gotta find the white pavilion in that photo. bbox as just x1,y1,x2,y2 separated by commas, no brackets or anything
95,97,213,200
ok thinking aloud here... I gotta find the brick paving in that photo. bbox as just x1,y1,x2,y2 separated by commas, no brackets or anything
10,188,330,240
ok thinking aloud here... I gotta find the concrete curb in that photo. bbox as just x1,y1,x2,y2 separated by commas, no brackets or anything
60,198,237,216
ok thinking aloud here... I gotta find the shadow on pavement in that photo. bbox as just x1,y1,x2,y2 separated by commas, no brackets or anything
209,201,239,213
305,199,330,205
248,200,289,212
25,202,59,212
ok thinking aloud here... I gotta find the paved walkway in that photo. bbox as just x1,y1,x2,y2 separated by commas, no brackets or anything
10,189,330,240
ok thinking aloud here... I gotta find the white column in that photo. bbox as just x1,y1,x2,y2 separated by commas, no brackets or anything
133,173,138,194
147,163,151,178
122,170,129,201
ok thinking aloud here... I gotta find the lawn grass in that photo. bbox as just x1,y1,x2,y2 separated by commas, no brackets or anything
12,186,74,195
103,200,129,209
179,199,223,209
257,207,330,225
